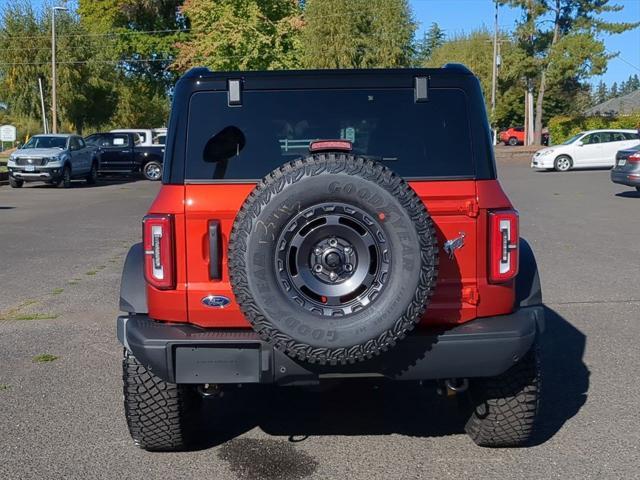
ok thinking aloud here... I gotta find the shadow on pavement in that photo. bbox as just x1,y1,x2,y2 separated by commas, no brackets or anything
22,176,145,189
615,190,640,198
193,306,588,450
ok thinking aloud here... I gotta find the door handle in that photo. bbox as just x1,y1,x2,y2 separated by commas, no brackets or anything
208,220,222,280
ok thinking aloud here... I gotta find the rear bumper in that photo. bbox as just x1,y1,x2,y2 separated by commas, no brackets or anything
117,306,544,385
611,169,640,187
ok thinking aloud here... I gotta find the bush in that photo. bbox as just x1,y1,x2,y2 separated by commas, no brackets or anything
548,113,640,145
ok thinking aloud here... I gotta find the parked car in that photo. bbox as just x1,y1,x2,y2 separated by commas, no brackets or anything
6,134,98,188
611,143,640,192
85,132,165,181
499,126,549,146
110,128,166,147
531,129,640,171
117,65,545,451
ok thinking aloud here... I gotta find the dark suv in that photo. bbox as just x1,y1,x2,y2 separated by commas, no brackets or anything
117,65,545,451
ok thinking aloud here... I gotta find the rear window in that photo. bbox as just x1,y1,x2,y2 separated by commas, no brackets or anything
185,88,474,181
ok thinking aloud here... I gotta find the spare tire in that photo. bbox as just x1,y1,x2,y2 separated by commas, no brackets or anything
229,153,438,365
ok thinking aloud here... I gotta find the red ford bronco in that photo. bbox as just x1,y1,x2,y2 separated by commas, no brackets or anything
118,65,544,451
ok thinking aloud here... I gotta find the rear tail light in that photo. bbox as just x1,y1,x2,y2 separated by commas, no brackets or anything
143,214,175,290
627,153,640,163
489,209,519,283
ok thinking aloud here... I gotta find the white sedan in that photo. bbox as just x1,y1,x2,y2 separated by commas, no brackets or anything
531,129,639,171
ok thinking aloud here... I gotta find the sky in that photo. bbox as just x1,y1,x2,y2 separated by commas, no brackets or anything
13,0,640,87
411,0,640,87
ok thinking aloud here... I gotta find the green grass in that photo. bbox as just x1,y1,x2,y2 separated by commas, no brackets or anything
85,270,97,276
51,288,64,295
33,354,58,363
0,384,10,390
68,278,80,285
0,165,7,173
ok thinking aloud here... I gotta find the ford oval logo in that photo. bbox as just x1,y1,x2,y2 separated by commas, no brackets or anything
202,295,231,308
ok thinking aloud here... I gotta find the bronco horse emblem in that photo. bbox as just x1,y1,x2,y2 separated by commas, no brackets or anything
443,232,466,259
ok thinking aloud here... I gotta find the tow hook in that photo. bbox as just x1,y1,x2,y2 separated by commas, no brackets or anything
437,378,469,397
197,383,224,398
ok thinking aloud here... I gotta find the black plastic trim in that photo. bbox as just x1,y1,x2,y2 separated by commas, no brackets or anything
117,306,544,385
516,238,543,308
208,220,222,280
119,243,148,314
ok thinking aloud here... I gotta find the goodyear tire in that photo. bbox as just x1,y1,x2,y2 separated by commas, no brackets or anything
229,153,438,365
122,349,201,451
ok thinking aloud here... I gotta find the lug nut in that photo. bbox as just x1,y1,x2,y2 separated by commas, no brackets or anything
344,246,352,254
314,248,323,255
329,272,338,281
314,264,323,273
345,264,353,272
329,238,337,247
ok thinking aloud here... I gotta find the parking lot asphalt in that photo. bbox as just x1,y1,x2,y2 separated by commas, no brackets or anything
1,161,639,480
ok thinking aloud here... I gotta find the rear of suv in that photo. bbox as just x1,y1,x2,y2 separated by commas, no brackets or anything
117,65,545,451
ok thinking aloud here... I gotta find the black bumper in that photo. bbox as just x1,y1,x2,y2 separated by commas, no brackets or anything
117,307,544,385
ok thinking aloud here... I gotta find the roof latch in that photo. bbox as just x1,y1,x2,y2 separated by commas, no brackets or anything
228,79,242,106
414,76,429,103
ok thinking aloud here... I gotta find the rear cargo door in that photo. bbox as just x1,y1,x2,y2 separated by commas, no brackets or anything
183,86,479,328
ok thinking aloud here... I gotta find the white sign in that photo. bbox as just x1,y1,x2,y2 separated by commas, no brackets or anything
0,125,16,142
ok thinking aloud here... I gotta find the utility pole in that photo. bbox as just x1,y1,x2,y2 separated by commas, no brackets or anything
51,6,67,134
38,77,48,134
490,0,499,145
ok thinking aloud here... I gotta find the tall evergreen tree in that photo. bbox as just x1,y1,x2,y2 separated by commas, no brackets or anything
610,81,618,99
594,80,608,104
301,0,416,69
415,22,445,64
502,0,639,144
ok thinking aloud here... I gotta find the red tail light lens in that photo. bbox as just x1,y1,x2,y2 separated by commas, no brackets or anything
628,153,640,163
489,209,519,283
143,214,175,290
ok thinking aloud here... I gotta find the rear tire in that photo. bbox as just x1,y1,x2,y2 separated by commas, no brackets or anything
9,177,23,188
508,137,518,146
635,186,640,192
554,155,572,172
122,349,202,451
465,346,541,447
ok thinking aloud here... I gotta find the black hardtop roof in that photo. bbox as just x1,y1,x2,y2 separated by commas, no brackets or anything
177,64,475,92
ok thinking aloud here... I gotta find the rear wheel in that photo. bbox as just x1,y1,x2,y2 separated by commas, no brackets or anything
122,349,202,451
464,346,541,447
143,161,162,181
635,186,640,192
508,137,518,146
9,177,23,188
554,155,572,172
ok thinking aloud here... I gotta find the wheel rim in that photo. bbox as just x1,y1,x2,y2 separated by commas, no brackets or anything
558,158,570,170
275,203,390,317
145,163,161,180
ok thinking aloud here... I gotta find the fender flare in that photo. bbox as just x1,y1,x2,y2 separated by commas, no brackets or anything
516,238,542,307
119,243,148,314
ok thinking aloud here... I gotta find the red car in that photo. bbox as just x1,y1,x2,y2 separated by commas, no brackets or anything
117,65,545,451
500,126,549,146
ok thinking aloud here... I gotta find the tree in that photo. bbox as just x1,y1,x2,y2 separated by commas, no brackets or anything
414,22,445,64
301,0,416,68
502,0,639,144
77,0,187,92
610,81,618,99
172,0,303,72
0,1,117,135
594,80,608,104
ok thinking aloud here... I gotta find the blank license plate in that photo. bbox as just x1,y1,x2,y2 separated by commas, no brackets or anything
24,165,35,172
618,159,626,166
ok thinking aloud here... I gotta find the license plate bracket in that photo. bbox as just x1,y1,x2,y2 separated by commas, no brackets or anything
174,344,261,383
618,159,626,166
24,165,35,172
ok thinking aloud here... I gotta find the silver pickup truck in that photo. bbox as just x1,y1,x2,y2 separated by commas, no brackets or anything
7,134,99,188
